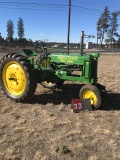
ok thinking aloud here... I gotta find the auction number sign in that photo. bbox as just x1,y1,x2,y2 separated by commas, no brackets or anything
71,99,83,113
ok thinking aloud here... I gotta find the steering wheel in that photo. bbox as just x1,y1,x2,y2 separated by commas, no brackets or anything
34,40,45,53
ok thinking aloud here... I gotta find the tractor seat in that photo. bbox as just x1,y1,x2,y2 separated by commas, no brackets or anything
22,49,37,57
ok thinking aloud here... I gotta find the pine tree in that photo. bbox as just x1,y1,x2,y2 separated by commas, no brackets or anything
96,6,110,48
17,18,24,40
107,11,120,47
6,19,14,41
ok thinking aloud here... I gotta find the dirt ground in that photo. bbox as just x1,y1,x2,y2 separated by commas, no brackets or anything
0,53,120,160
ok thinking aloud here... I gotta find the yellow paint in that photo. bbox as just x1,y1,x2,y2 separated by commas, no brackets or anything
2,61,26,96
83,90,97,105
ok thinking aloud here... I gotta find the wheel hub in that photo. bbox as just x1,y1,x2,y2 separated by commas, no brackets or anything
8,73,18,87
83,90,97,105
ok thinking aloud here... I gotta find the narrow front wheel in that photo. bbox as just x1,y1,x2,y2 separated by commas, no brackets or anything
79,84,102,109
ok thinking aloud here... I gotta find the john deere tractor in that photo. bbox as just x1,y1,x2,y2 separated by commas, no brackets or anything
0,40,106,109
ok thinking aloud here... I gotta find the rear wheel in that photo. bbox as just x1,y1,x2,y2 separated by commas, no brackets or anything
79,84,103,109
0,53,37,102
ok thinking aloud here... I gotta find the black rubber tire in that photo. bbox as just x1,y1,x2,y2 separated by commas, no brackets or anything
97,83,107,101
0,53,37,102
79,84,103,109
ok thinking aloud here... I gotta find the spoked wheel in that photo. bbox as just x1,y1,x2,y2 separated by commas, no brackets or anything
79,84,103,109
0,53,37,102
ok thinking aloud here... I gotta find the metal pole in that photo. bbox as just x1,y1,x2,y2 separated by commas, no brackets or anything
67,0,71,54
80,31,84,56
97,33,98,49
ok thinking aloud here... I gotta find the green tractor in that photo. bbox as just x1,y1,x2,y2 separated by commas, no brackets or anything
0,40,106,109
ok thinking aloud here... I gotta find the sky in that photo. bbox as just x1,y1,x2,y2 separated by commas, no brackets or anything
0,0,120,43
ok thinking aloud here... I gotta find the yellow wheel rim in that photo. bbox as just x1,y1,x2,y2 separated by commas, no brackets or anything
83,90,97,105
2,61,26,96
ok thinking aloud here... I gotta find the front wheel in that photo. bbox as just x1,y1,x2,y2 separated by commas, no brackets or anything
97,83,107,101
79,84,103,109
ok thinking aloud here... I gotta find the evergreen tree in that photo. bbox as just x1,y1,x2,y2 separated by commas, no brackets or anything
107,11,120,47
6,19,14,41
96,6,110,47
17,18,24,40
117,36,120,46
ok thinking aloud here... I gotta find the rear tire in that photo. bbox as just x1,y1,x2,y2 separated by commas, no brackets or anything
0,53,37,102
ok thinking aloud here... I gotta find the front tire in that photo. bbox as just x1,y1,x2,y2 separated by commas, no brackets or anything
97,83,107,101
0,53,37,102
79,84,102,109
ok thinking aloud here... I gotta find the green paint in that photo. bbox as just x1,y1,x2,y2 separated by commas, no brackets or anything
22,47,99,85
